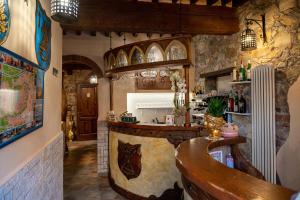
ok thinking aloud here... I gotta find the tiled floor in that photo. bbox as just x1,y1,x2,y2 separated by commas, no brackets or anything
64,140,127,200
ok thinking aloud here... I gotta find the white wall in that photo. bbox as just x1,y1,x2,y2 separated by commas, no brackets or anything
0,0,62,185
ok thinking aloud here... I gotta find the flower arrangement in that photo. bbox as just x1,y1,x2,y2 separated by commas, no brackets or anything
170,71,188,123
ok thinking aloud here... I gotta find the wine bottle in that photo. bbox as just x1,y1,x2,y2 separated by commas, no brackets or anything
247,60,252,81
239,95,246,113
239,60,246,81
234,92,239,112
232,61,237,82
228,91,234,112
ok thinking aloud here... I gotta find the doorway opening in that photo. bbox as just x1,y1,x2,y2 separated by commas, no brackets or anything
62,55,103,142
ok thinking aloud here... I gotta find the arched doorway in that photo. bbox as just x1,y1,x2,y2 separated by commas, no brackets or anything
62,55,103,141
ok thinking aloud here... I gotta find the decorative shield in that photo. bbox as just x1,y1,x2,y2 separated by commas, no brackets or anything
35,0,51,70
118,140,141,180
0,0,10,45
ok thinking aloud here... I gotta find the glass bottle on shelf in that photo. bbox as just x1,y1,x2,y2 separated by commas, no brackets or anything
234,92,239,112
232,61,237,82
239,95,246,113
239,60,246,81
247,60,252,81
228,91,234,112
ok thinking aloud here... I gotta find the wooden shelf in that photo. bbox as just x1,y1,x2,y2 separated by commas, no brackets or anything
229,81,251,84
105,59,191,76
225,111,251,116
200,67,233,78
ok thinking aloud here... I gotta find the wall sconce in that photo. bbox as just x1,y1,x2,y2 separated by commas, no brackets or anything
24,0,28,5
241,14,267,51
51,0,79,23
89,75,98,84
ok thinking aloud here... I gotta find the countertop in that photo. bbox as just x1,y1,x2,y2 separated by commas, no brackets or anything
175,137,295,200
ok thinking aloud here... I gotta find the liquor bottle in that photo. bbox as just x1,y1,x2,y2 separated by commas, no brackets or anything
234,92,239,112
228,91,234,112
226,153,234,168
247,60,252,81
239,95,246,113
232,61,237,82
239,60,246,81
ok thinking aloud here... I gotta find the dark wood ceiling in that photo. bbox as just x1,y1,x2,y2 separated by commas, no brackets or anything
62,0,249,36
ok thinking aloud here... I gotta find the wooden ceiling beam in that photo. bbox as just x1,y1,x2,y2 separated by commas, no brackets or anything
62,1,239,35
190,0,198,5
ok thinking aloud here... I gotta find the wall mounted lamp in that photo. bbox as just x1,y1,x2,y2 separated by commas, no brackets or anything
51,0,79,23
241,14,267,51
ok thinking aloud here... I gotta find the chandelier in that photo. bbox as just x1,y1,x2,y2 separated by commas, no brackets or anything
51,0,79,23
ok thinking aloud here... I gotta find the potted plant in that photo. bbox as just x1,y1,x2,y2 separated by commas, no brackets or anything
205,97,226,139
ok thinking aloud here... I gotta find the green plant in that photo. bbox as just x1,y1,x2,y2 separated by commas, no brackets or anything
207,97,226,117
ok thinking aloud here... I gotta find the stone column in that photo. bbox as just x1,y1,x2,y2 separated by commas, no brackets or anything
97,121,109,176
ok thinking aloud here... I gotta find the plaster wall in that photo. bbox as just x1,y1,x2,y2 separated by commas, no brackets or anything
109,131,181,197
0,0,62,187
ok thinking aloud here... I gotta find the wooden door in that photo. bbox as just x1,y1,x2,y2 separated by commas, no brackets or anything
77,84,98,140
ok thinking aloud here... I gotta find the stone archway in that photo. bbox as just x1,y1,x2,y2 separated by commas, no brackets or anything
62,55,104,77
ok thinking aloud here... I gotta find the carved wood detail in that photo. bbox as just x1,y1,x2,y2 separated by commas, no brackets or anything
109,122,204,148
109,174,184,200
118,140,142,180
149,183,183,200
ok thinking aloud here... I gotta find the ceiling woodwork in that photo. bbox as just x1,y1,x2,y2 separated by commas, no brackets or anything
62,0,239,35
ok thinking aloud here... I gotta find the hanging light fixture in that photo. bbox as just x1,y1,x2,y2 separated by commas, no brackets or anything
89,75,98,84
51,0,79,23
241,14,267,51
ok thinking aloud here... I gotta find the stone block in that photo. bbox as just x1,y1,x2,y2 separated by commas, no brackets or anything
279,0,298,13
274,32,292,48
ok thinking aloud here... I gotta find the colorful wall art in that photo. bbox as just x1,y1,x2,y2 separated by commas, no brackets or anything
0,47,45,148
35,0,51,70
0,0,10,45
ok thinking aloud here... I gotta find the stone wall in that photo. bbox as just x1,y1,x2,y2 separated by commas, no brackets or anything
193,0,300,188
97,121,109,176
0,133,63,200
239,0,300,153
63,69,93,132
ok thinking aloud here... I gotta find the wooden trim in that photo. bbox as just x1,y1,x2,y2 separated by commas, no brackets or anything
62,1,239,35
108,122,205,147
109,173,183,200
184,65,191,127
109,175,148,200
200,67,234,78
105,59,191,76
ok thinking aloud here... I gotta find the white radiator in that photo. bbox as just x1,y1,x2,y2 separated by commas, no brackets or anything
251,65,276,183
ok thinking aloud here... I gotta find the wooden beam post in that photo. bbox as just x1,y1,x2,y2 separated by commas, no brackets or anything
109,77,114,111
62,1,239,35
184,65,191,127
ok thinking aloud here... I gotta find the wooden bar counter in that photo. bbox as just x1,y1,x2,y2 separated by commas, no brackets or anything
108,122,203,199
175,137,296,200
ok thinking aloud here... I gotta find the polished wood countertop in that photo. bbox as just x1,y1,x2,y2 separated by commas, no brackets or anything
108,122,205,147
175,137,295,200
108,121,202,131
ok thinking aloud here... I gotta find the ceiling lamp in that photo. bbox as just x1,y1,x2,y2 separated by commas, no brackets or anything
241,14,267,51
51,0,79,23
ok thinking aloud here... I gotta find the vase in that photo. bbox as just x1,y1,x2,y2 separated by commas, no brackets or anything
205,114,225,140
175,115,185,126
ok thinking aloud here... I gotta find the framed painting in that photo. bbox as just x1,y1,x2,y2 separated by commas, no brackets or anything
0,0,10,45
35,0,51,70
0,46,45,148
